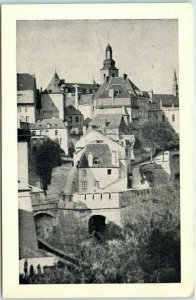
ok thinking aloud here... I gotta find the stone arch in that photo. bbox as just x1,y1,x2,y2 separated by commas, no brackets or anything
34,213,54,240
88,215,106,239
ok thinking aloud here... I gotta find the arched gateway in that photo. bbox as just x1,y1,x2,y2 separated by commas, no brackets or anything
88,215,106,239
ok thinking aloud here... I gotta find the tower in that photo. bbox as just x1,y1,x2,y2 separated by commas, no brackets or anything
172,71,179,97
100,44,119,83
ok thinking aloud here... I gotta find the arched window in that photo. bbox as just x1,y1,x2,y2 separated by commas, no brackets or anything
162,115,165,122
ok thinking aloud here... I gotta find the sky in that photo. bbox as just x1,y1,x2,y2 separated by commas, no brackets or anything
17,19,178,94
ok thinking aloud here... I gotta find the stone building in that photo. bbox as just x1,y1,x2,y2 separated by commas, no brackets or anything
148,72,179,134
36,71,99,122
30,118,69,154
18,129,59,276
17,73,38,127
94,44,150,136
76,140,128,193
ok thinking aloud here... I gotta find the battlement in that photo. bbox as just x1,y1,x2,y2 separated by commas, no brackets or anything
72,192,120,209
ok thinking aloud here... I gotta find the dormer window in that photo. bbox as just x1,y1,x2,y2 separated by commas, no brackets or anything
47,123,51,128
93,157,100,165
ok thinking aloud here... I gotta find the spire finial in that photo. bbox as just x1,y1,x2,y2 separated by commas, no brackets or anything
108,34,110,44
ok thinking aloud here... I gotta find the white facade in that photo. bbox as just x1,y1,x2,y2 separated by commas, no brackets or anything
17,89,36,126
37,93,65,121
162,107,179,134
74,130,126,167
31,126,69,155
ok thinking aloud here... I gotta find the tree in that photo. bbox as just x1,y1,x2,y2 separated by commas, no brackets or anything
141,121,179,162
35,138,62,192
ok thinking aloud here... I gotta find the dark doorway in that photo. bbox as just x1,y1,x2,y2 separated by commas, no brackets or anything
88,215,106,240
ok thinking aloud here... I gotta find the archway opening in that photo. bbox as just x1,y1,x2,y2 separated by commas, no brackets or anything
88,215,106,240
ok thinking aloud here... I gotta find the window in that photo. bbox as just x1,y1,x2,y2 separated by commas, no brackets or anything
37,109,40,113
82,181,87,190
172,114,175,122
68,116,72,123
95,181,99,188
162,115,165,122
93,157,100,165
25,106,28,112
32,131,36,136
156,115,158,121
18,107,21,113
26,116,29,122
82,170,87,177
75,116,79,123
55,130,58,136
107,169,112,175
45,130,49,133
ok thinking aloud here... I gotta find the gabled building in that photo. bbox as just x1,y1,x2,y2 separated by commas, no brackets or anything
64,105,84,135
30,118,69,154
76,142,128,193
36,71,99,122
17,73,38,127
93,44,150,136
88,112,131,142
148,72,179,134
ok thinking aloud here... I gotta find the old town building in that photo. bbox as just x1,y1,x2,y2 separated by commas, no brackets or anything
17,73,38,127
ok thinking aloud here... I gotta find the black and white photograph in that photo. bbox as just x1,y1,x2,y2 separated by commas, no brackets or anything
17,18,181,284
2,3,194,298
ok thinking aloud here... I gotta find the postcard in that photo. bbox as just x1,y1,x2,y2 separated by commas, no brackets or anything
2,3,194,298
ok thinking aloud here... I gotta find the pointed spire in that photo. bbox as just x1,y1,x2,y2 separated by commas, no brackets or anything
172,70,178,97
173,70,177,82
47,71,61,92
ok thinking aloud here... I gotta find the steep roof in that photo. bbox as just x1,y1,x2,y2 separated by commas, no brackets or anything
152,94,179,107
65,105,82,115
90,113,123,129
30,119,66,130
78,143,113,168
46,72,61,93
94,76,145,101
66,94,93,107
17,73,36,91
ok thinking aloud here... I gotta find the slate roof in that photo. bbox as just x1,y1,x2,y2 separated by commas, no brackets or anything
44,72,99,94
30,119,66,130
46,72,61,93
66,94,93,107
90,114,123,129
65,105,82,115
152,94,179,107
79,94,94,105
94,77,147,101
78,143,113,168
17,73,36,91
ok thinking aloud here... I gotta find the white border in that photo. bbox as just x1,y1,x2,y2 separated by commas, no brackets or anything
2,3,194,298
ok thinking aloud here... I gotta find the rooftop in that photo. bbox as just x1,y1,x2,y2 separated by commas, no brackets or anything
30,119,66,130
78,143,113,168
17,73,36,91
90,113,123,129
152,94,179,107
94,76,149,100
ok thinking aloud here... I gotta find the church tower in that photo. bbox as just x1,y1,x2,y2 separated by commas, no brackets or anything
172,71,179,97
100,44,119,83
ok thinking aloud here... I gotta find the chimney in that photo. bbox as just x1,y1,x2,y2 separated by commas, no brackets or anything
123,74,127,80
88,153,93,167
160,99,162,109
106,76,109,82
112,151,116,166
39,87,42,93
73,84,79,109
148,90,153,99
